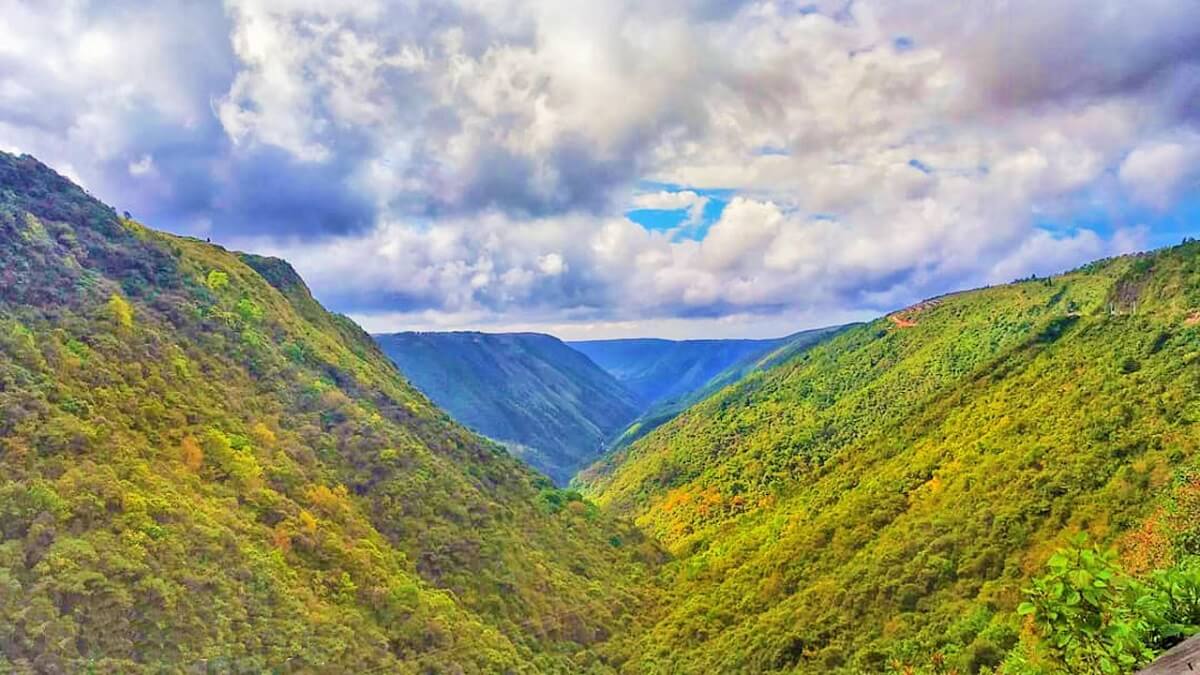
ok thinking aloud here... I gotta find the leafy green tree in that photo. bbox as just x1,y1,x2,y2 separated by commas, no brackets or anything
235,297,263,324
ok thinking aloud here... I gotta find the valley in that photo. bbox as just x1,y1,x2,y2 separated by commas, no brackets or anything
3,152,1200,673
375,330,641,485
375,327,846,484
578,327,853,451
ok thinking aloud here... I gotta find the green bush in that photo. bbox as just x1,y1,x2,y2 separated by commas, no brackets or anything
205,269,229,292
1012,535,1200,673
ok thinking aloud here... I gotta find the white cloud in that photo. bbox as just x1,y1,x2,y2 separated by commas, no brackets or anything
537,252,566,276
1119,136,1200,209
2,0,1199,337
349,306,878,341
128,154,155,176
631,190,710,228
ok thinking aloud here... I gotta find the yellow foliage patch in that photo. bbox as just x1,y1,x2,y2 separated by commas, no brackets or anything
298,509,318,535
180,437,204,472
107,293,134,330
307,484,349,516
250,422,276,448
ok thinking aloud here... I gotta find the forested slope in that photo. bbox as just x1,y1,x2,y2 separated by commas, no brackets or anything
9,149,1200,674
581,244,1200,672
375,331,641,485
0,152,660,673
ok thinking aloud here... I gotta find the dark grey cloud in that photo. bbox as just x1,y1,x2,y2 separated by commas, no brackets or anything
878,0,1200,112
0,0,726,238
216,148,376,237
447,137,639,218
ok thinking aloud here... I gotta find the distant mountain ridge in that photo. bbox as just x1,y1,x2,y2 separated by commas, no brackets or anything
597,326,853,450
569,336,791,405
375,331,642,484
375,327,850,486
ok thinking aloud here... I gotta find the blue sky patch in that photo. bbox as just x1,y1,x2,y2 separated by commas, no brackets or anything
627,183,731,240
755,145,791,157
627,208,689,231
908,158,933,174
1035,191,1200,248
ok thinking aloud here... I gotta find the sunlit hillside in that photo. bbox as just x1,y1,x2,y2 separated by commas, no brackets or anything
0,152,661,673
582,244,1200,672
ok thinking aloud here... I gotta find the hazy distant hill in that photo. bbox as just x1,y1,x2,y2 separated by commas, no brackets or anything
569,336,790,405
375,331,642,484
600,326,852,450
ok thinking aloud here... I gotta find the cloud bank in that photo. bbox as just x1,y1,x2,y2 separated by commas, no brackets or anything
2,0,1198,338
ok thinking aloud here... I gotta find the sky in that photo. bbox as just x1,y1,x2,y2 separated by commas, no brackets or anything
1,1,1199,339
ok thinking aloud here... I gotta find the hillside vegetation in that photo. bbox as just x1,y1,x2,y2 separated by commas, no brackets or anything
375,331,641,485
581,243,1200,673
7,149,1200,674
0,152,661,673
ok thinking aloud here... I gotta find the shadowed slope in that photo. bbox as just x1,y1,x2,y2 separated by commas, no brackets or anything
376,331,641,485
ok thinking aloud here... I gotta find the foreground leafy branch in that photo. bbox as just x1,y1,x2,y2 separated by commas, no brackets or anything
1008,535,1200,673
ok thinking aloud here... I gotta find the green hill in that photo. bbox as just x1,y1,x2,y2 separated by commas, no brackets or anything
375,331,642,485
9,150,1200,674
0,152,661,673
602,326,851,451
580,244,1200,672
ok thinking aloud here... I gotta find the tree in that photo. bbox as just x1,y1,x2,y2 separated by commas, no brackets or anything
206,269,230,292
106,293,133,331
1014,535,1200,673
180,437,203,472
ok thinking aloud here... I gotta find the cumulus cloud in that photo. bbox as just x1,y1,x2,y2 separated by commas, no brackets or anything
874,0,1200,111
632,190,708,213
1119,136,1200,209
1,0,1199,336
984,227,1148,286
